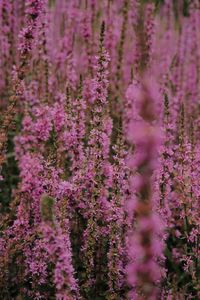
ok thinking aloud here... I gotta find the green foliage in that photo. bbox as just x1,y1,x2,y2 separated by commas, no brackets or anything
0,114,21,213
48,0,56,8
40,194,55,225
140,0,191,17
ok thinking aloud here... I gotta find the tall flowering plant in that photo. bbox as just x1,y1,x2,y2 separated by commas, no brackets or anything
0,1,200,299
126,77,164,300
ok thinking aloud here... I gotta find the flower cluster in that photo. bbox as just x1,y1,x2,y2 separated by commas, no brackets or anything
0,1,200,299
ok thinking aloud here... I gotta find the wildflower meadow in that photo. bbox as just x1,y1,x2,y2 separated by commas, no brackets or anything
0,0,200,299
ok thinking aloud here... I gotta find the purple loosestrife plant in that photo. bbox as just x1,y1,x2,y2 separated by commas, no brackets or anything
126,77,164,300
0,1,200,299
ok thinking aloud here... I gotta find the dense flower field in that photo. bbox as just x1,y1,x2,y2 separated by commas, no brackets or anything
0,0,200,299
